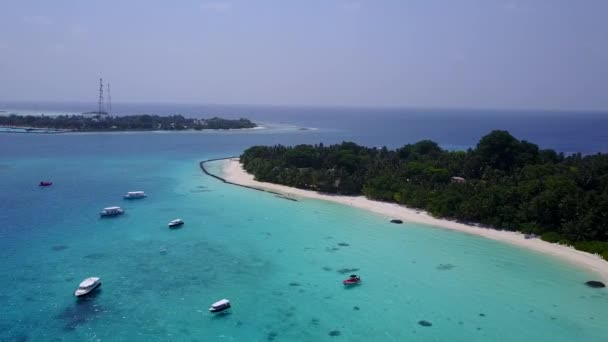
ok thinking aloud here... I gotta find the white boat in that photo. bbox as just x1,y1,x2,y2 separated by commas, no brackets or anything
168,219,184,228
123,191,146,199
209,299,231,313
100,206,124,217
74,277,101,297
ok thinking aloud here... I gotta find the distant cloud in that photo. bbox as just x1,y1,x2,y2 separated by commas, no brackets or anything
200,1,232,12
22,15,53,25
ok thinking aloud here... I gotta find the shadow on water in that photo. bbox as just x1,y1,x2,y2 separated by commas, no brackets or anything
209,311,232,320
57,290,104,332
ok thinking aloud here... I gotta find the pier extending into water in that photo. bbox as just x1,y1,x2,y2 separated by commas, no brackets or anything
199,157,287,197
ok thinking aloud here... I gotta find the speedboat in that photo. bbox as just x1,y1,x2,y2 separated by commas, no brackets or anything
124,191,146,199
343,274,361,286
209,299,231,313
39,181,53,187
100,206,124,217
168,219,184,228
74,277,101,297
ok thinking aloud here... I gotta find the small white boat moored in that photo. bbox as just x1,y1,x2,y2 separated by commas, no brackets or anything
168,219,184,228
74,277,101,297
209,299,231,313
100,206,124,217
123,191,146,199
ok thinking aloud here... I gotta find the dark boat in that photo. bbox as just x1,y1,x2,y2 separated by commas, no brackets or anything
343,274,361,286
39,181,53,187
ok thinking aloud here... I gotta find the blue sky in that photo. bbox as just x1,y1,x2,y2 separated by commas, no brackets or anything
1,0,607,110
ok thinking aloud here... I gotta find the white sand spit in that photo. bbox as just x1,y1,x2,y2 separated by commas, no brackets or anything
222,158,608,282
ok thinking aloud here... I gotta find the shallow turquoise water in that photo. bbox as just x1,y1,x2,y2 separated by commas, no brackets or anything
1,132,607,341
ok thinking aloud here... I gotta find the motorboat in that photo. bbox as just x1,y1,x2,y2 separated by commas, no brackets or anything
124,191,146,199
343,274,361,286
39,181,53,187
100,206,124,217
74,277,101,297
209,299,231,313
168,219,184,228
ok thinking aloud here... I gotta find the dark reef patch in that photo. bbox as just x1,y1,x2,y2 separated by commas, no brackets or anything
57,293,103,331
337,268,359,274
12,333,29,342
390,219,403,224
322,266,332,271
436,263,456,270
267,332,278,341
337,242,350,247
353,306,360,311
289,282,301,287
84,252,107,260
585,281,606,288
479,313,485,317
418,320,432,327
51,245,68,251
328,330,341,336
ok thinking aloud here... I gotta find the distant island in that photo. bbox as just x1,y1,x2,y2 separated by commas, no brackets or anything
240,130,608,260
0,114,257,132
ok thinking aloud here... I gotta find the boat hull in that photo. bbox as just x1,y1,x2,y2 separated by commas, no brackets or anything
74,282,101,297
100,212,123,217
169,222,184,228
343,279,361,286
209,304,231,313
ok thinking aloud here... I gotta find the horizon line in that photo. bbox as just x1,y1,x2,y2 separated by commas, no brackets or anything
1,99,607,114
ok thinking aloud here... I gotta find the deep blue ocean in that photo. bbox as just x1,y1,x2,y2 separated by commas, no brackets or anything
3,101,608,153
1,103,608,341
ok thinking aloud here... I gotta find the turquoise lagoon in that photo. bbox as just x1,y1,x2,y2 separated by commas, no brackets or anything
1,131,607,341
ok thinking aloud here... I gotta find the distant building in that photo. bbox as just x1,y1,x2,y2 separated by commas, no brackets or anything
451,176,466,184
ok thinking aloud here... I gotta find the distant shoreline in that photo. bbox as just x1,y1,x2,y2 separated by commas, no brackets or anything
0,125,266,134
0,114,258,132
218,158,608,282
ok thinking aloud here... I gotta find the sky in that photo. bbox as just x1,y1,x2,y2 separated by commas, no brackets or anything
0,0,607,111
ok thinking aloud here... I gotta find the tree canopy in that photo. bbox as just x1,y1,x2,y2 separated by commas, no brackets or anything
241,130,608,260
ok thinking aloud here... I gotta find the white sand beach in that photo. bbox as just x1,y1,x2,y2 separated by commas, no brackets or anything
222,158,608,282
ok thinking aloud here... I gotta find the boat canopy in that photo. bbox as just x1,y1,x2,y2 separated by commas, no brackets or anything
104,206,122,211
127,191,145,195
79,277,99,288
211,299,230,308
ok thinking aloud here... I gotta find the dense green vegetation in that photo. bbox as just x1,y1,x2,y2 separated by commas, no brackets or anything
241,131,608,260
0,114,256,131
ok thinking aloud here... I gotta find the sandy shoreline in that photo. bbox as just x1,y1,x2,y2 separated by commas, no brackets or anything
221,158,608,282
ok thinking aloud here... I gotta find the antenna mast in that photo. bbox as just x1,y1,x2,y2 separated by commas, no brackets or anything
106,83,112,116
98,78,105,114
